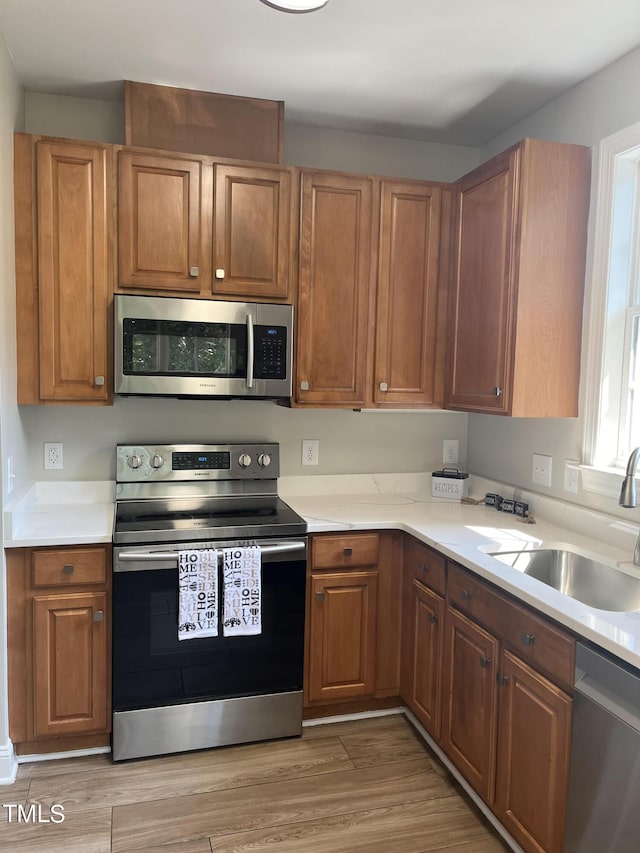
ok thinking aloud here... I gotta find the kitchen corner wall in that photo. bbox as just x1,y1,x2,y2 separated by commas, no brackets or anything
0,28,24,782
468,44,640,525
21,91,477,483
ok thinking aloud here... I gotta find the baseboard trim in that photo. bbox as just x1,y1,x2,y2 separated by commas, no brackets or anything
17,746,111,764
0,738,18,785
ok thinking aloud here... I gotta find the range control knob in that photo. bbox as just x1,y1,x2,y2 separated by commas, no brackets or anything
150,454,165,469
238,453,252,468
128,454,142,470
257,453,271,468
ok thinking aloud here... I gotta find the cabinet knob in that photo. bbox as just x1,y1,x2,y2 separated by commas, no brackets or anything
461,589,472,601
419,563,429,573
189,266,199,277
343,547,353,557
497,673,510,685
428,613,438,624
300,381,309,391
493,386,503,397
379,382,388,392
215,268,225,279
520,632,536,646
316,592,325,603
93,610,104,622
94,376,105,387
62,564,74,575
479,656,491,668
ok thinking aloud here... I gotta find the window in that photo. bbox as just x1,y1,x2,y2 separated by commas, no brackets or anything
582,122,640,492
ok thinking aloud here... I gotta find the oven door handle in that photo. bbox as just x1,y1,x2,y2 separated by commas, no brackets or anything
246,313,254,389
115,540,307,570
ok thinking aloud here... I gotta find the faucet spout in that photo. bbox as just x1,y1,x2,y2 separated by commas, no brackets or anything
619,447,640,508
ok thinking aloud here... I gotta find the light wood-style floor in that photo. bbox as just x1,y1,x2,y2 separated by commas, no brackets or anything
0,715,509,853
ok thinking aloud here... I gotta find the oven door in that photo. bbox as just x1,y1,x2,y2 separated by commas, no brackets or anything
112,538,306,714
114,294,292,398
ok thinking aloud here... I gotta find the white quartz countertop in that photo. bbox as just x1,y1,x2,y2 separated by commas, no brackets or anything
4,474,640,669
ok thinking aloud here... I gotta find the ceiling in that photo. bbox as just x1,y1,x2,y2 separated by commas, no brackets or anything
1,0,640,145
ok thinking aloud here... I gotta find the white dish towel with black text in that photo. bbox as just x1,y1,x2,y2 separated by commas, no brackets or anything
222,546,262,636
178,548,219,640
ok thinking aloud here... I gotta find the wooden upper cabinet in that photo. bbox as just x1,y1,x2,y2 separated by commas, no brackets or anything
446,138,591,416
24,139,111,403
296,171,373,406
213,163,291,299
374,180,444,407
118,150,207,293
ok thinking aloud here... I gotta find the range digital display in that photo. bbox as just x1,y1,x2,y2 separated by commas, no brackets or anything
172,451,231,471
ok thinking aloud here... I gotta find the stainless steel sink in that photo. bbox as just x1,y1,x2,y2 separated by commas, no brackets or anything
488,548,640,611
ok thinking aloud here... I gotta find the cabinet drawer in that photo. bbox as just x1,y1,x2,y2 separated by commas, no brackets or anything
312,534,379,569
447,562,504,633
499,600,575,691
405,538,446,595
32,548,107,587
447,562,575,690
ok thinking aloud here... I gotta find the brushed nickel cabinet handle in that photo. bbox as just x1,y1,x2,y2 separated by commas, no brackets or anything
428,613,438,624
316,592,325,603
461,589,472,601
493,386,503,397
497,673,510,685
94,376,105,387
343,547,353,557
62,564,74,575
520,632,536,646
419,563,429,573
215,269,225,279
379,382,388,391
300,381,309,391
189,266,199,277
93,610,104,622
480,656,491,668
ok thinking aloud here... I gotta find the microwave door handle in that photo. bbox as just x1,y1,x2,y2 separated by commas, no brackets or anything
246,313,254,389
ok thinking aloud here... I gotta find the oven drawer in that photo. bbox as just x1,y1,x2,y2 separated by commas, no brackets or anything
32,547,108,587
312,533,380,569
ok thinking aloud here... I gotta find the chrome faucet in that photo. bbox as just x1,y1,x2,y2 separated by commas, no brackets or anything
619,447,640,565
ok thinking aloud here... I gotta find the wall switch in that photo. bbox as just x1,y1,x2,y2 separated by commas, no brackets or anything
443,439,459,464
532,453,552,488
564,460,580,494
302,439,319,466
44,442,63,470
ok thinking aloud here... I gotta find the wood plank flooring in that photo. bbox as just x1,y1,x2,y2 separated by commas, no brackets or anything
0,715,510,853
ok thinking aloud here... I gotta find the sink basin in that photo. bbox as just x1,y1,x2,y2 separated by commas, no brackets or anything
488,549,640,611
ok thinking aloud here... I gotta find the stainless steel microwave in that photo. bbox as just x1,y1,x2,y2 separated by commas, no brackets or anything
114,294,293,400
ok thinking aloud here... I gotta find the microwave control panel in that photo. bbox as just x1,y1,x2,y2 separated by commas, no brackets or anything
254,326,287,379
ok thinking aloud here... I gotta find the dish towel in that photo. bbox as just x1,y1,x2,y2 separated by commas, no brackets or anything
178,549,219,640
222,546,262,637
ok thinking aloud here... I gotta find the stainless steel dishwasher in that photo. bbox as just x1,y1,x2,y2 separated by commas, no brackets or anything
564,641,640,852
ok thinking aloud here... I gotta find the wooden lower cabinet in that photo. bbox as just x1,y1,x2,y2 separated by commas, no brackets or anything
402,579,444,738
495,650,572,853
305,532,402,709
6,546,111,750
308,571,378,703
442,606,500,801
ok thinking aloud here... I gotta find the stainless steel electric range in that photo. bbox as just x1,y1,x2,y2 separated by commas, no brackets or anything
111,442,307,761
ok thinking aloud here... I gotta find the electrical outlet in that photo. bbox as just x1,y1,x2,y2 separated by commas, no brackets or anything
44,442,64,470
532,453,552,488
301,439,319,466
443,439,459,464
564,460,580,494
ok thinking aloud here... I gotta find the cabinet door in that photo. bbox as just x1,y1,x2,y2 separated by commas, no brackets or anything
495,650,572,853
407,580,444,739
37,141,109,401
213,163,291,299
374,180,442,406
308,571,378,703
33,591,108,737
119,151,206,293
442,606,499,802
296,172,373,406
446,149,519,414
